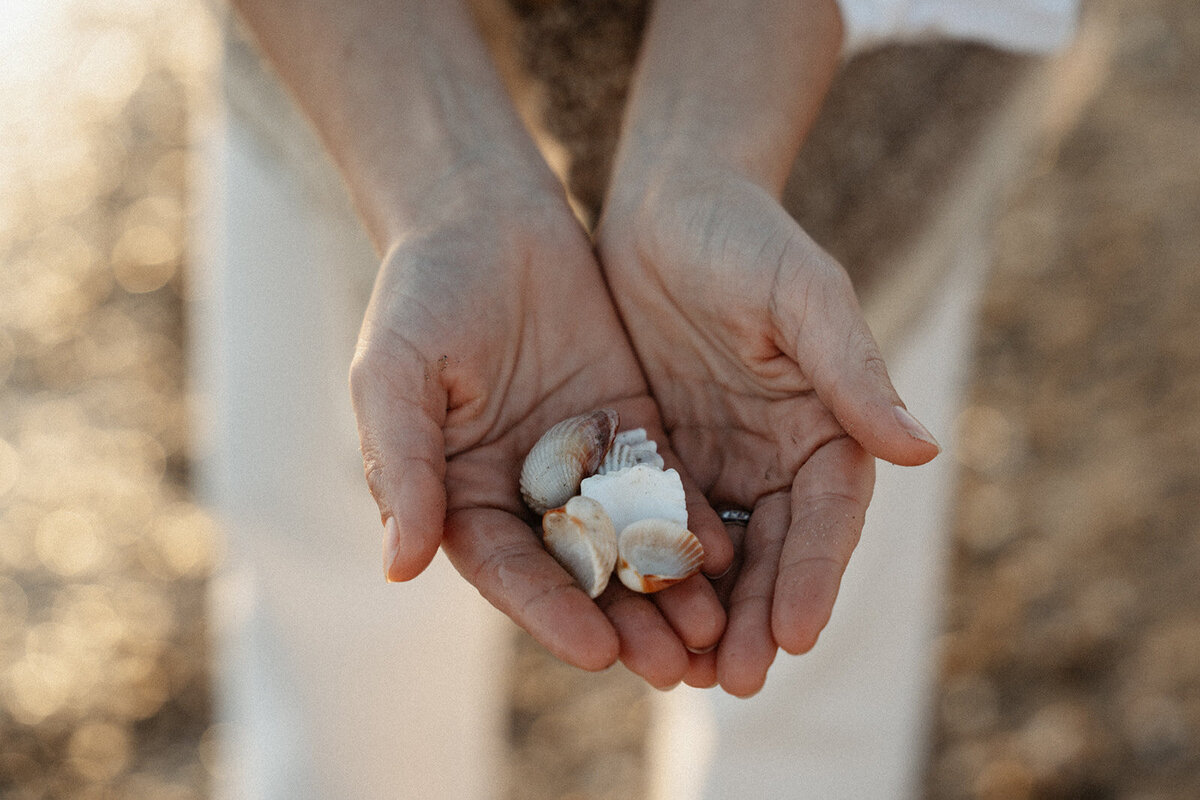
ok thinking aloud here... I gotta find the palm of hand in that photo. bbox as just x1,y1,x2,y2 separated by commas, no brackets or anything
351,204,727,686
599,179,880,694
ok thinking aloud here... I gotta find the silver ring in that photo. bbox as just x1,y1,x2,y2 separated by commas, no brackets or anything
718,508,752,525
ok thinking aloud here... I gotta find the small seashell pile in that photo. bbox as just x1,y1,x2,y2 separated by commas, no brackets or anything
520,409,704,597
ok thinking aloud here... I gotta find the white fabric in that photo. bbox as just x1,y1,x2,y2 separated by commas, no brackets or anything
838,0,1080,54
192,21,509,800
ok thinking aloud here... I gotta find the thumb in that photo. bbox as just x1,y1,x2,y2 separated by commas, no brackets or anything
773,249,940,467
349,345,449,581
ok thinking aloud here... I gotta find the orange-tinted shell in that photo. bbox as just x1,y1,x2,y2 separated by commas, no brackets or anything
615,518,704,594
541,496,618,598
520,409,619,515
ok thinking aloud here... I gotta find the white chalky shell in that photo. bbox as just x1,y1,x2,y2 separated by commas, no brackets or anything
520,409,618,515
541,496,618,598
579,464,687,536
616,518,705,593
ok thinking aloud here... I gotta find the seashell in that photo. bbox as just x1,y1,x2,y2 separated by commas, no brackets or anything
580,464,687,536
615,429,648,445
598,428,665,474
542,496,618,598
520,409,619,514
616,518,705,593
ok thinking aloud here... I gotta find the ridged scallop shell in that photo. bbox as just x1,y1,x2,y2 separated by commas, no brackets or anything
520,409,619,514
598,428,665,474
616,518,705,593
579,464,687,536
541,496,618,598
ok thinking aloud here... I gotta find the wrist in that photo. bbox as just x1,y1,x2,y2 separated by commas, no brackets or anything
371,152,566,249
602,153,757,254
233,0,564,250
608,0,843,196
312,3,562,248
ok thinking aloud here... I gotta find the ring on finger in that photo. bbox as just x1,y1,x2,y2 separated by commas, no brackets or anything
717,508,752,525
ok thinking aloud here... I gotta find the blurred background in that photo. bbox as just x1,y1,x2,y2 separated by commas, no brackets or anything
0,1,218,798
1,0,1198,798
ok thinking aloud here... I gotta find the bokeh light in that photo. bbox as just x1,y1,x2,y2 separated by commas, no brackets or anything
35,508,108,576
66,720,133,783
0,439,20,498
1,0,219,795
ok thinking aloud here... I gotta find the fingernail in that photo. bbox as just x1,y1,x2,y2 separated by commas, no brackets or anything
383,516,402,582
686,643,718,655
893,405,941,451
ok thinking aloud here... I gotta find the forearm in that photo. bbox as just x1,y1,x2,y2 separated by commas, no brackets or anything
611,0,843,196
230,0,559,247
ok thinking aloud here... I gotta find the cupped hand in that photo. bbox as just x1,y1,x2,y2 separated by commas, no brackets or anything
598,169,940,695
349,182,732,687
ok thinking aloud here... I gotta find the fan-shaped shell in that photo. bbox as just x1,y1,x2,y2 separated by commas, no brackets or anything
598,428,665,474
616,518,704,593
520,409,619,515
541,496,618,598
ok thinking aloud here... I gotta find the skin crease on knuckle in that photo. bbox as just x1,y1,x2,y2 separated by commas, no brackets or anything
355,426,391,513
362,457,387,516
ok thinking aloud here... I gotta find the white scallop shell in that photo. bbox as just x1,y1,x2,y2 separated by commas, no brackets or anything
579,463,687,536
542,496,618,598
520,409,619,515
616,518,705,593
598,428,665,474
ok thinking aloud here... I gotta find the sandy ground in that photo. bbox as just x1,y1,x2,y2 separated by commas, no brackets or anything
1,0,1197,798
924,2,1200,796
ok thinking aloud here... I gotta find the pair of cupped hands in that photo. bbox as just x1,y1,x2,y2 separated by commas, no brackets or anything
349,151,941,696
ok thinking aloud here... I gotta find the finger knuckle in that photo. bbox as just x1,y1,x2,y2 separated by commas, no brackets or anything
359,438,389,504
348,343,387,402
